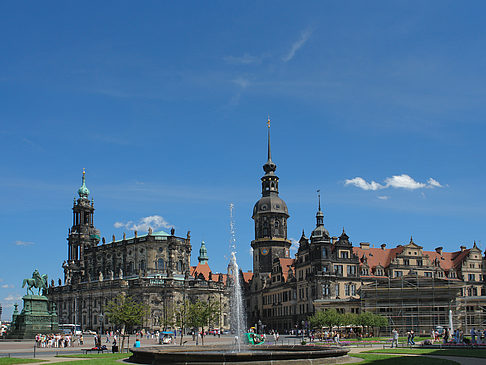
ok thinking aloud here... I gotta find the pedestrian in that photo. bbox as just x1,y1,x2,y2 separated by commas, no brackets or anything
410,330,415,345
391,328,399,348
470,328,476,345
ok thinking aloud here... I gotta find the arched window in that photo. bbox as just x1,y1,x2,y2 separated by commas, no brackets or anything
178,260,183,272
158,258,165,271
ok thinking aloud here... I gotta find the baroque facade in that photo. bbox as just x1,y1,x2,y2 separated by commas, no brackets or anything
248,126,486,334
49,170,230,332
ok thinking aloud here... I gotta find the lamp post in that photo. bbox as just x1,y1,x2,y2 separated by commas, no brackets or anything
301,320,305,342
99,313,104,335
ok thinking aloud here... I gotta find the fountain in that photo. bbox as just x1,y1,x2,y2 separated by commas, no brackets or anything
129,204,350,364
228,203,247,352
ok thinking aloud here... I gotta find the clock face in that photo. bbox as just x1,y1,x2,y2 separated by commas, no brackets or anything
261,248,269,256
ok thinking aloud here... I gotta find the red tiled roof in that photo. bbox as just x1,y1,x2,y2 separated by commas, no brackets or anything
279,258,295,281
242,271,253,283
190,263,227,283
353,246,404,269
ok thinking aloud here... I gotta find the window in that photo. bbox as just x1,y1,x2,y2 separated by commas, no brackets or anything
376,268,384,276
351,284,356,296
417,260,423,267
177,260,183,272
322,265,328,273
335,265,343,275
157,258,165,271
403,259,409,266
335,284,340,297
322,284,330,296
395,271,403,278
470,263,475,268
322,247,328,258
424,272,432,277
345,284,350,296
468,274,475,281
361,268,369,275
347,265,357,276
340,251,349,259
275,221,279,228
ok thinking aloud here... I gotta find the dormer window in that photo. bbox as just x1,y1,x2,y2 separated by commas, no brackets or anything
340,251,349,259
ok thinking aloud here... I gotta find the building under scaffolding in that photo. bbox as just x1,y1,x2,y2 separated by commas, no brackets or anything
360,276,486,335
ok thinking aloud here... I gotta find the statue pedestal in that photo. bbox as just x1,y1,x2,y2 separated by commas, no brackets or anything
8,295,58,339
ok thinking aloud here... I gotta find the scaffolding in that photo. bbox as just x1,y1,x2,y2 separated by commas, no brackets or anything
360,276,486,335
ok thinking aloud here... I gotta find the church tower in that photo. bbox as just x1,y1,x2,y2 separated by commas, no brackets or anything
64,169,100,284
251,119,291,275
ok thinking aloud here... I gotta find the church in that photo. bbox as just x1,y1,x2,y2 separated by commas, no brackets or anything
247,122,486,334
48,170,231,332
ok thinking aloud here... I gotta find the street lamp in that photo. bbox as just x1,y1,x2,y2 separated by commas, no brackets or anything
301,320,305,342
99,313,104,335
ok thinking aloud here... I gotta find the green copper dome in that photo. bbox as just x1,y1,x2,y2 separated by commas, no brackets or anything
77,169,90,199
198,241,209,264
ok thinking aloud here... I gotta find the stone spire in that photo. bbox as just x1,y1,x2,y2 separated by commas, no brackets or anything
262,117,277,177
198,241,209,264
316,189,324,227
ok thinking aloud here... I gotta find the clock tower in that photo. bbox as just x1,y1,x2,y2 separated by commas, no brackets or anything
251,119,291,275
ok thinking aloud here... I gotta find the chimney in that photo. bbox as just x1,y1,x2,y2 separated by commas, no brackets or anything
360,242,370,250
381,244,386,250
435,247,443,255
460,245,466,252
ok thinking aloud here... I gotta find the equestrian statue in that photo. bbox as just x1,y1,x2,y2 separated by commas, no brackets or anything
22,269,48,296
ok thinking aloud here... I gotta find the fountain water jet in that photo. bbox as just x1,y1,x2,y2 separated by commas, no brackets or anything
228,203,247,352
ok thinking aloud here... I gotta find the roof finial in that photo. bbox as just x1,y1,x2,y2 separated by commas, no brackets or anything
267,116,271,161
317,189,321,211
410,235,414,244
343,227,345,234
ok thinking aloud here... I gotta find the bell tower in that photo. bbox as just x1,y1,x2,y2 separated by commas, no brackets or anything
64,169,100,284
251,119,291,275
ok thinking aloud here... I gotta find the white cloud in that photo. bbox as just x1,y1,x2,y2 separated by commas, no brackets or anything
377,196,390,200
1,284,14,289
289,237,300,253
345,174,444,191
114,215,173,232
15,240,34,246
345,177,384,191
282,29,313,62
427,178,443,188
4,295,22,302
224,53,261,65
232,77,250,89
384,174,426,190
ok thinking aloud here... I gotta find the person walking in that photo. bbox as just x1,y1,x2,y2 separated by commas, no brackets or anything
391,328,399,348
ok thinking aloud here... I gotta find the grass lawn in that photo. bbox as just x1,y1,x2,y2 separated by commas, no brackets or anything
365,348,486,358
57,352,131,359
55,352,132,364
0,359,46,365
352,354,458,364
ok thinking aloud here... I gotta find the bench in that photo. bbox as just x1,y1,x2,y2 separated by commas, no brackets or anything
82,348,107,354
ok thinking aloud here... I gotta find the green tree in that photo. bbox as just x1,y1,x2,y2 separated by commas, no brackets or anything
185,300,220,345
357,312,388,335
105,294,149,351
308,309,342,330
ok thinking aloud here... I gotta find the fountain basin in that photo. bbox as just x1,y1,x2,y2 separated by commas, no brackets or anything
129,344,350,364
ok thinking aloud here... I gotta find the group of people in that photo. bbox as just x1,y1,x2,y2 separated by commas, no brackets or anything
35,333,79,348
439,328,486,345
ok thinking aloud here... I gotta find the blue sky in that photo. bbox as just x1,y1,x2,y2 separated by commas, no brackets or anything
2,1,486,319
